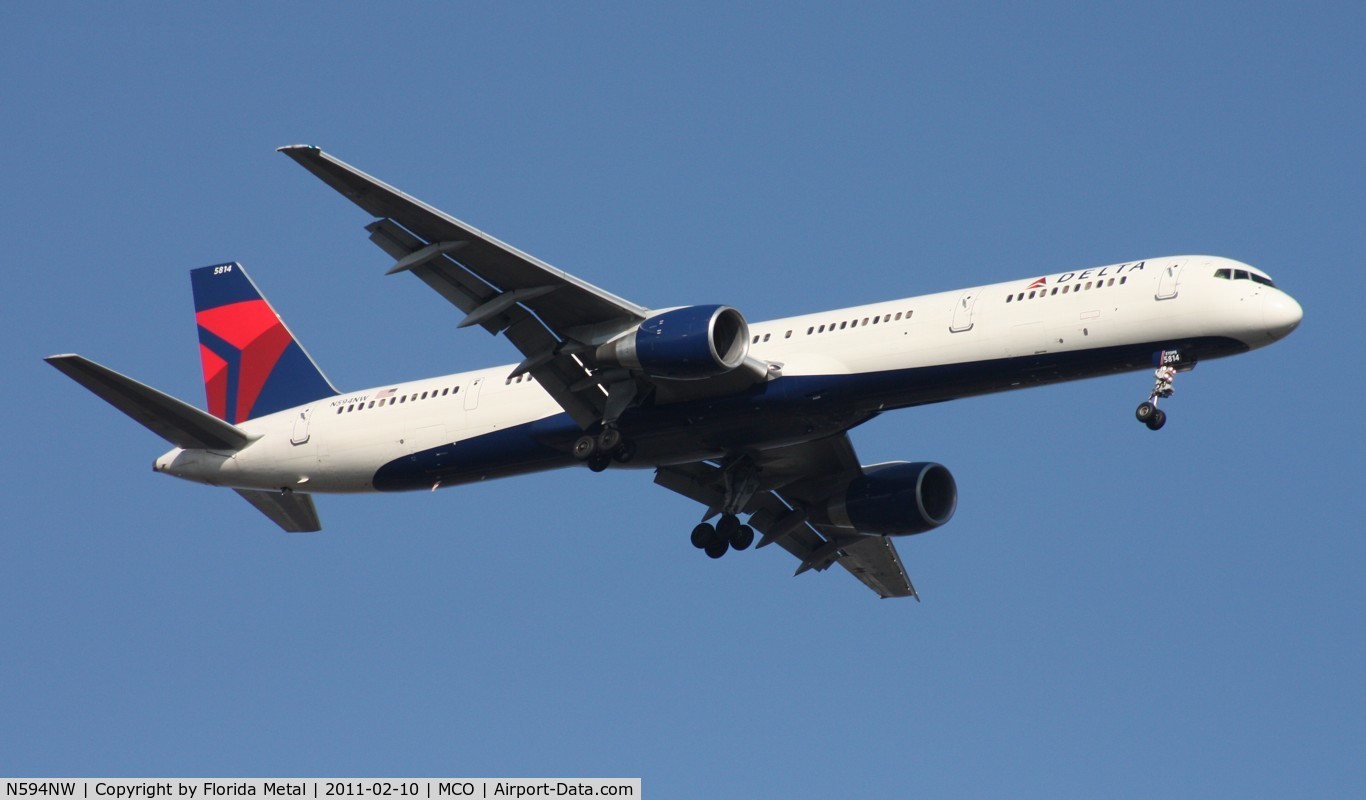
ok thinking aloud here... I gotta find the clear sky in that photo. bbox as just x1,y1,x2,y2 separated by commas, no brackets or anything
3,3,1363,796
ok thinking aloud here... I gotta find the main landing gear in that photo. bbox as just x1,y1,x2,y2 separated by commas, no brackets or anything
572,425,637,472
690,514,755,559
1135,365,1176,431
688,456,761,559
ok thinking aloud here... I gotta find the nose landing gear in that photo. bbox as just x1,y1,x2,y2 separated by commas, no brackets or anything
1135,365,1176,431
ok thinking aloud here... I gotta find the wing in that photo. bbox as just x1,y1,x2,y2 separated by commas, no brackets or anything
655,434,919,600
283,146,773,434
280,145,647,428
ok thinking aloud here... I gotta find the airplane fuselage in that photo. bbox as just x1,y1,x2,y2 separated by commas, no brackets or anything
155,255,1301,495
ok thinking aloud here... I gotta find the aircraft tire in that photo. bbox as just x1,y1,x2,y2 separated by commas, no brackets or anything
691,523,717,549
1135,402,1156,422
717,514,740,539
587,454,611,472
1146,409,1167,431
704,540,729,559
573,435,598,460
611,439,637,463
598,427,622,451
731,524,755,551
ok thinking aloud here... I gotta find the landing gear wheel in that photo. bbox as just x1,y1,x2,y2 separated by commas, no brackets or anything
704,540,730,559
716,514,740,539
730,524,754,551
597,427,622,452
691,523,717,549
1146,408,1167,431
1135,402,1156,423
587,454,611,472
573,435,597,461
611,438,637,464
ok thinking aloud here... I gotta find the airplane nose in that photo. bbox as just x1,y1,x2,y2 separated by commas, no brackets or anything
1263,292,1303,341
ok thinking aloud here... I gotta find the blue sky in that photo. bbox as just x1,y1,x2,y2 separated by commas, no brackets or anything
3,2,1363,796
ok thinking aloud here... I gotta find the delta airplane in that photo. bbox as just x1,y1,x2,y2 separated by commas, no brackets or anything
47,146,1303,599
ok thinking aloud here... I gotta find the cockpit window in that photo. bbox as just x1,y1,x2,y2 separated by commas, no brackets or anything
1216,266,1276,287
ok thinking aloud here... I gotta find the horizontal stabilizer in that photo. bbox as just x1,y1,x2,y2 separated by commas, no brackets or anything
234,489,322,532
45,354,252,451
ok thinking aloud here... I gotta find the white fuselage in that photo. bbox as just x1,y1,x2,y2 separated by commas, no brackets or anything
155,255,1301,494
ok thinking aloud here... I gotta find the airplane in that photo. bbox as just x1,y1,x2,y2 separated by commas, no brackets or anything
46,145,1304,599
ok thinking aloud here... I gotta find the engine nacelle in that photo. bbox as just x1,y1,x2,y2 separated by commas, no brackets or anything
823,462,958,536
596,305,750,380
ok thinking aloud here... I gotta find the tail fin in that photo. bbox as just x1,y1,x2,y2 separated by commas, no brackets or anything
192,263,338,423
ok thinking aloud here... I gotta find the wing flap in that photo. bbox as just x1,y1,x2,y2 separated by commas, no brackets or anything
834,536,919,600
46,354,252,451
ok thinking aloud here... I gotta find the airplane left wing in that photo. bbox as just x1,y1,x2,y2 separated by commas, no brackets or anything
279,145,654,429
654,434,919,600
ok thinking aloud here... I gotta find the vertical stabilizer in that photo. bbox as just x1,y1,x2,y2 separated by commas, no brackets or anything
192,263,338,422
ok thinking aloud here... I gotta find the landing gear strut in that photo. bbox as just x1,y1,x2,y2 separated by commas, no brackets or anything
1135,365,1175,431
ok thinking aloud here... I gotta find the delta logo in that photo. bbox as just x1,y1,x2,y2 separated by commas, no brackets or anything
1020,261,1147,291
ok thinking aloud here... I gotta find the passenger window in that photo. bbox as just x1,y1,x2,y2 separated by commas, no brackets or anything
1006,295,1013,303
840,321,848,330
763,333,771,342
785,330,792,338
346,404,354,412
1119,276,1127,285
1051,288,1058,295
336,407,343,414
807,326,814,335
421,391,428,399
1062,285,1069,294
894,312,903,321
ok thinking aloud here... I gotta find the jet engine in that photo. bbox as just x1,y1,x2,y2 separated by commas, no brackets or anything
821,462,958,536
596,305,750,380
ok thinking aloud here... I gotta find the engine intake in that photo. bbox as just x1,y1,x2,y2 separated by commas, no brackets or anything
596,305,750,380
824,462,957,536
